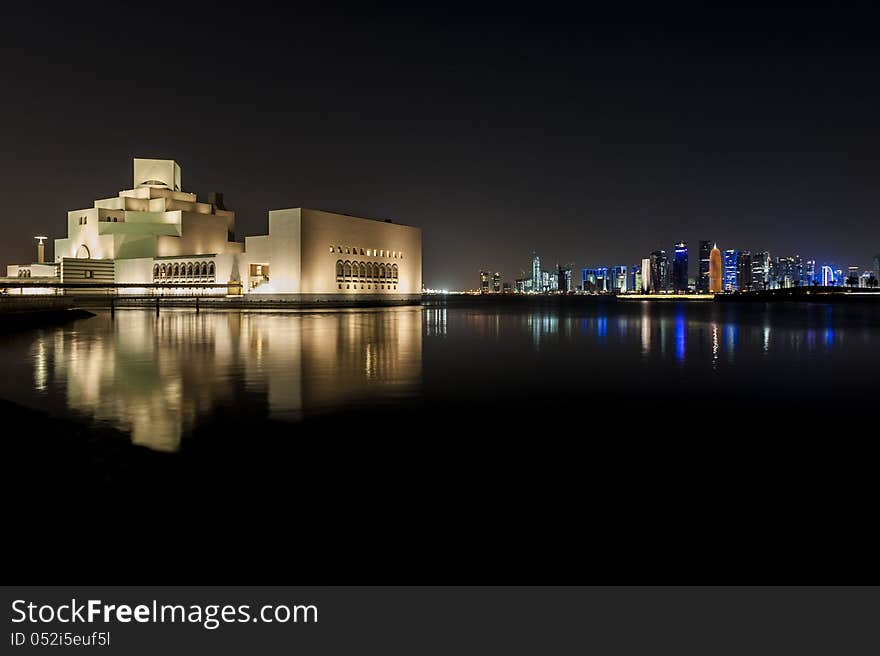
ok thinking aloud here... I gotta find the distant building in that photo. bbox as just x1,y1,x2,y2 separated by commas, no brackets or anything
582,268,597,292
723,249,739,291
737,250,752,291
629,265,641,293
672,241,688,292
557,266,573,292
649,250,668,293
847,265,860,286
502,281,512,293
611,265,628,292
595,266,610,292
751,251,770,290
709,244,723,292
479,269,490,293
641,258,652,292
532,255,541,293
821,265,835,286
492,271,501,293
698,240,711,293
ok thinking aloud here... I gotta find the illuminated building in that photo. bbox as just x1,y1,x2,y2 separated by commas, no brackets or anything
641,258,651,292
672,241,688,292
582,268,597,292
479,270,490,293
629,265,641,293
821,265,835,286
698,240,711,292
751,251,770,290
532,254,542,293
649,250,668,293
492,272,502,293
737,250,752,291
708,244,723,292
723,249,739,291
6,158,422,298
611,265,628,292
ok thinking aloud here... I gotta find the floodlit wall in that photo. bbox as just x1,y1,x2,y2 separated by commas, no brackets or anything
299,209,422,295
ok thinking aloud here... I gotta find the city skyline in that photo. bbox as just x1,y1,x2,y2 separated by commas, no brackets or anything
2,4,880,291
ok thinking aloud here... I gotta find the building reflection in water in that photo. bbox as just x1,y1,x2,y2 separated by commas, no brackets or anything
34,308,422,452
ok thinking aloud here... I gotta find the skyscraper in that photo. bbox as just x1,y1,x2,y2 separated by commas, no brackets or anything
532,254,541,294
751,251,770,290
698,240,711,293
611,265,628,292
492,271,501,293
709,244,723,292
649,250,669,293
641,258,651,292
737,250,752,292
630,265,641,293
672,241,688,292
479,269,490,293
723,249,739,291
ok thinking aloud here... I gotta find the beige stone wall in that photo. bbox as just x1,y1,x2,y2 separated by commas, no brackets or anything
298,209,422,295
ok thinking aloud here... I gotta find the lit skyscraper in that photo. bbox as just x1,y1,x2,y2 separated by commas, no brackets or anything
582,268,597,292
532,254,541,294
737,250,752,291
630,265,641,293
492,271,501,293
641,258,651,292
479,269,490,293
649,250,668,293
709,244,723,292
751,251,770,290
672,241,688,292
723,249,739,291
595,266,610,292
698,240,711,293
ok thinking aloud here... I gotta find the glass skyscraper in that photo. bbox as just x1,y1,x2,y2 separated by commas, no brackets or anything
650,250,669,293
723,249,739,291
532,254,541,293
672,241,688,292
698,240,711,293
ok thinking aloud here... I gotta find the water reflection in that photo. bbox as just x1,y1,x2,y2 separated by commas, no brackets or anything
5,302,877,454
24,309,422,452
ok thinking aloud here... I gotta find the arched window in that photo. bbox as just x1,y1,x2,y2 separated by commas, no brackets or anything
173,263,180,277
153,264,160,279
359,262,366,278
200,262,207,276
379,264,386,279
392,264,398,279
344,261,352,277
208,262,215,276
365,262,372,279
336,260,344,278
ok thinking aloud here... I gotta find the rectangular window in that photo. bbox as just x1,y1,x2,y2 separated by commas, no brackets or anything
84,270,94,279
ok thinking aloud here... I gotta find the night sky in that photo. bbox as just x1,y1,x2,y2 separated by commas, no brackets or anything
2,3,879,289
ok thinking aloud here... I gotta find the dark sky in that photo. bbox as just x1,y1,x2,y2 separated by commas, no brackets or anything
2,2,879,289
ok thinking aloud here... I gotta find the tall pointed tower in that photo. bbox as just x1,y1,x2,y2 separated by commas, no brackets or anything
709,243,723,292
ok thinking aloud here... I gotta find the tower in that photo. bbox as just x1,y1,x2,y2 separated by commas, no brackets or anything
698,240,711,292
709,244,723,292
34,236,47,264
673,241,688,292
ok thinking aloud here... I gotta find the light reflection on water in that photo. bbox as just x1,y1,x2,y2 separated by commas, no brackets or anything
2,301,878,453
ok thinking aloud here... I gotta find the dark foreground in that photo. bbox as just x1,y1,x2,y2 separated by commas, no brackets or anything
5,395,875,584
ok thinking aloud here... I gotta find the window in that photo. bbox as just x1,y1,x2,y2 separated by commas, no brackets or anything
392,264,398,280
173,264,180,277
201,262,208,276
84,270,94,279
345,247,350,254
330,246,335,253
359,248,364,255
343,261,352,277
208,262,215,276
379,264,386,279
359,262,366,278
336,260,344,278
153,264,160,278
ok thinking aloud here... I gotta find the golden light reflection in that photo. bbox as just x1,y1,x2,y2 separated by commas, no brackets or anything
36,308,422,452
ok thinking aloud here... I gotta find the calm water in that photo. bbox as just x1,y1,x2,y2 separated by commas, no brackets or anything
1,300,878,452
